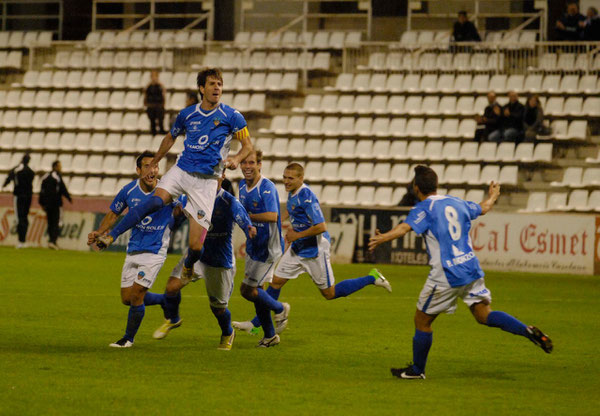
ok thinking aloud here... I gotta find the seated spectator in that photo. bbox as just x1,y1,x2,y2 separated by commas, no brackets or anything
556,2,585,41
581,7,600,41
501,91,525,143
475,92,502,142
452,11,481,42
523,94,544,142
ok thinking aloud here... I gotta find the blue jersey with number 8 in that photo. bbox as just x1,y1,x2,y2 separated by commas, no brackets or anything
405,195,484,287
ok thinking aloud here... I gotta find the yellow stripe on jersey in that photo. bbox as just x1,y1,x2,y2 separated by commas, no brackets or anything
233,126,249,142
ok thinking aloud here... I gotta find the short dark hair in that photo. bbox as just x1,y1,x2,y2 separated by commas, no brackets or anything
197,68,223,99
285,162,304,177
22,154,31,165
413,165,438,195
458,10,468,17
51,160,60,169
136,151,155,169
186,91,199,105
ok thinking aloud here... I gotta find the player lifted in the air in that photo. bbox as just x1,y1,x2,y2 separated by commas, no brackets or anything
235,149,288,347
234,162,391,336
369,165,553,379
94,68,253,286
87,151,186,348
155,173,257,350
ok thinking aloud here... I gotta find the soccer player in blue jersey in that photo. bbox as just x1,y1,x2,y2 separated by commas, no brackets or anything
368,165,553,379
234,163,391,336
94,68,253,285
231,150,289,347
154,174,257,350
87,152,185,348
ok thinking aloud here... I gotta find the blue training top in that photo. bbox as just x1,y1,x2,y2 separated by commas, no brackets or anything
201,188,253,269
287,184,330,258
170,102,249,176
239,177,284,263
110,179,184,256
405,194,484,288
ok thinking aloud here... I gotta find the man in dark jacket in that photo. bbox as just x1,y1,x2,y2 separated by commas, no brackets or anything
501,91,525,143
556,2,585,41
2,154,34,248
452,11,481,42
144,70,167,136
39,161,72,250
475,92,502,142
581,7,600,41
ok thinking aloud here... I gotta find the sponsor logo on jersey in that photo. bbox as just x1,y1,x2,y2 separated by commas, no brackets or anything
414,211,426,224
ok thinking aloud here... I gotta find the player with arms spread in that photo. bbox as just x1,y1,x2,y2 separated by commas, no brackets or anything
235,163,392,336
88,152,185,348
369,165,553,379
156,174,257,350
94,68,253,285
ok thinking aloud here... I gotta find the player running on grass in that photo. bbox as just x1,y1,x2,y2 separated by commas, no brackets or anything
94,68,253,286
87,152,186,348
153,174,257,350
368,165,553,379
234,149,288,347
234,162,392,336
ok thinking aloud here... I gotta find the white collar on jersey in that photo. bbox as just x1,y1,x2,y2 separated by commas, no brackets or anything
245,176,263,193
132,178,157,196
291,183,306,197
426,194,446,210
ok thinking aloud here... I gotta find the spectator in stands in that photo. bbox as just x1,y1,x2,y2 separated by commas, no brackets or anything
2,154,34,248
39,161,72,250
398,182,417,207
581,7,600,41
501,91,525,143
475,92,502,142
555,2,585,41
144,71,167,136
523,94,544,142
452,11,481,42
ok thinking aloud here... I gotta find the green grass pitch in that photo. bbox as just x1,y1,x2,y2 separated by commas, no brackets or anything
1,246,599,415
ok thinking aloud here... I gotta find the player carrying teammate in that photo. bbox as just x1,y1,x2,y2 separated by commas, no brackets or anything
87,152,185,348
94,68,253,286
154,174,257,350
234,150,288,347
368,165,553,379
234,162,391,335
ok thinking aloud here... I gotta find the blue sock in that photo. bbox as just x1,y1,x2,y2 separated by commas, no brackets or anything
486,311,528,337
124,304,145,342
249,286,282,327
256,288,283,314
333,275,375,299
143,292,164,306
184,248,203,269
254,303,275,338
212,307,233,336
109,195,164,240
164,291,181,324
412,329,433,374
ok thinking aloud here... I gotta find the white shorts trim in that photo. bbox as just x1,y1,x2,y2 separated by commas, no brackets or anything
158,164,217,230
417,277,492,315
171,256,234,308
243,257,276,288
274,240,334,290
121,252,166,289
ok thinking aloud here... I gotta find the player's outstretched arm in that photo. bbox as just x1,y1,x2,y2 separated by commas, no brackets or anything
368,223,412,252
479,181,500,215
87,211,119,246
225,134,253,170
149,133,175,169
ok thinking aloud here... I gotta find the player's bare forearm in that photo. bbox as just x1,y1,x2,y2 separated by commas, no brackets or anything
226,135,253,169
151,133,175,167
287,222,326,242
249,212,278,223
368,223,412,251
88,211,119,245
480,182,500,215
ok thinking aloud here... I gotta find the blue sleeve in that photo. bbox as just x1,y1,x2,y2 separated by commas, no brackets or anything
170,111,186,139
302,190,325,226
176,194,187,208
464,200,483,220
109,186,129,215
229,194,253,237
405,205,429,235
261,181,279,213
230,110,248,133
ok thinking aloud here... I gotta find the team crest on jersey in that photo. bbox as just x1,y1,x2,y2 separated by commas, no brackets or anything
137,271,146,280
213,117,220,126
197,209,206,220
253,201,258,207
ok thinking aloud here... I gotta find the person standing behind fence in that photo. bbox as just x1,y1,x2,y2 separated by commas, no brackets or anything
452,11,481,42
581,7,600,41
2,154,34,249
145,71,167,136
556,2,585,41
39,161,72,250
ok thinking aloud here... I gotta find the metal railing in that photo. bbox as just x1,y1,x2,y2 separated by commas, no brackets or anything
0,0,63,39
